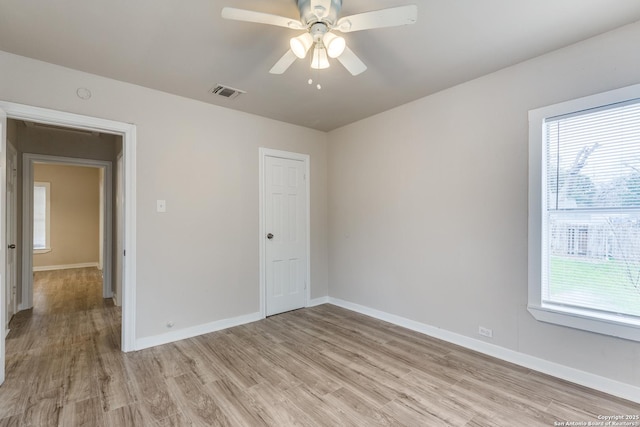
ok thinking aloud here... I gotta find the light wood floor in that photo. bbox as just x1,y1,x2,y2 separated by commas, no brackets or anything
1,268,638,426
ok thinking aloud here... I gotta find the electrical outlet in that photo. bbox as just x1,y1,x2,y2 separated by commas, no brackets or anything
478,326,493,338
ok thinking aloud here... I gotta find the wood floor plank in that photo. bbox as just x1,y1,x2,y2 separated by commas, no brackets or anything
382,394,468,427
245,382,321,427
98,377,138,413
3,268,638,426
205,377,272,426
281,384,353,427
31,344,68,397
154,411,196,427
288,315,414,380
320,386,403,427
171,338,225,385
278,337,401,407
168,373,233,427
524,370,639,415
152,342,200,379
18,388,62,427
103,403,146,427
193,333,262,389
220,329,308,388
224,326,332,392
124,350,180,423
0,372,28,419
0,415,21,427
58,396,105,427
390,370,472,423
63,338,100,404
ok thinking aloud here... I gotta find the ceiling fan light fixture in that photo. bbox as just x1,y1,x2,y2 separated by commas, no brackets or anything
222,3,417,76
290,33,314,59
311,45,330,69
323,32,346,58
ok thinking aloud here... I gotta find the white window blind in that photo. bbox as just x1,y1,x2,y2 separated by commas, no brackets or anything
33,182,50,250
543,100,640,320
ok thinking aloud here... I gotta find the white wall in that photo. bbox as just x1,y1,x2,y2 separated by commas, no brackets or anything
328,21,640,388
0,50,328,339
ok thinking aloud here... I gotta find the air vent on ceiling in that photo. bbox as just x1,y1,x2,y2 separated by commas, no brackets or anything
210,84,246,100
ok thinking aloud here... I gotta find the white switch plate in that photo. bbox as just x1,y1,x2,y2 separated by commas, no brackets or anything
156,199,166,213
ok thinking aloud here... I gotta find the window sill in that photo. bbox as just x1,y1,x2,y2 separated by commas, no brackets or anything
528,304,640,342
34,248,51,254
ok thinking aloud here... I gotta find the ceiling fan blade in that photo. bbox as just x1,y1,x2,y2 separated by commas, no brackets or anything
221,7,304,30
336,5,417,33
270,50,298,74
337,47,367,76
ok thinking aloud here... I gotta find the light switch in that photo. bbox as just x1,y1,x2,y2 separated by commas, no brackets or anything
156,199,166,213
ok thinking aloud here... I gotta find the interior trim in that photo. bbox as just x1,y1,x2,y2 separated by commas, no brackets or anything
0,100,138,352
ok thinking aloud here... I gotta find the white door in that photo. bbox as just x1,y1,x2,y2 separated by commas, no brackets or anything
0,108,7,385
264,155,307,316
5,144,16,326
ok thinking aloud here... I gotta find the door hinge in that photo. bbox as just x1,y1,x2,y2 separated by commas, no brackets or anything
123,250,126,256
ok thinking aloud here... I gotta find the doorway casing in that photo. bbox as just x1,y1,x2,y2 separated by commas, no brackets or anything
0,100,137,352
23,155,113,304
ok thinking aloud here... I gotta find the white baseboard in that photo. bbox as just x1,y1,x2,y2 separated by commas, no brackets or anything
308,296,329,307
328,297,640,404
33,262,100,272
134,297,332,352
134,296,332,351
135,311,263,351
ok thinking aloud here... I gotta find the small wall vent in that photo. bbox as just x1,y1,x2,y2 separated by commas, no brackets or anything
210,84,246,100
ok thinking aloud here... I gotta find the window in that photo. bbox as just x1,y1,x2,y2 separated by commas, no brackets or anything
33,181,51,253
529,84,640,341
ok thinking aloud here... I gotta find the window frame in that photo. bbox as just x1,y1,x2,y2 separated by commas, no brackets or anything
528,83,640,342
33,181,51,254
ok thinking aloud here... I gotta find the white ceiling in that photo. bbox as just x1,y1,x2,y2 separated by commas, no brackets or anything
2,0,640,132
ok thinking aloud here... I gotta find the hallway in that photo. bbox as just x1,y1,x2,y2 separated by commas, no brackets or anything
2,268,122,425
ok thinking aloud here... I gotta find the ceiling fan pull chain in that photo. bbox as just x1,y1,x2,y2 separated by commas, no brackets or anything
315,47,322,89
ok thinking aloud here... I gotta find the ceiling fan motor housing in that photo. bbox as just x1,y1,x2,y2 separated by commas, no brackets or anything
298,0,342,26
310,22,329,42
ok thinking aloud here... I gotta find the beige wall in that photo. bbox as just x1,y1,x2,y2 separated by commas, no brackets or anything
7,117,17,143
19,125,117,161
33,164,100,268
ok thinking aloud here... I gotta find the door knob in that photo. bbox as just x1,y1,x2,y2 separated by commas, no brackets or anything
8,244,16,249
267,233,274,240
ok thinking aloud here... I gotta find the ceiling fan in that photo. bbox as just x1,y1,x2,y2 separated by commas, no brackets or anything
222,0,417,76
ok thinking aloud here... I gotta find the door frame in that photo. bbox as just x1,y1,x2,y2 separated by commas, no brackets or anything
5,142,17,328
0,100,137,352
114,152,124,306
258,148,311,318
23,154,112,301
1,108,7,385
